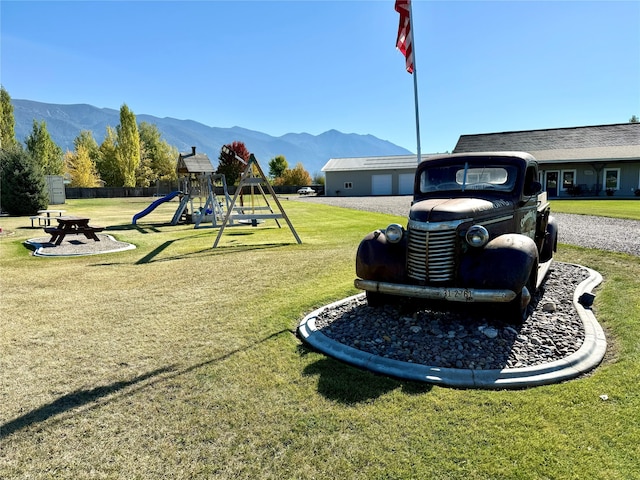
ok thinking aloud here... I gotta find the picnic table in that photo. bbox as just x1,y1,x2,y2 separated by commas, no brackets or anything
44,216,104,245
30,209,66,227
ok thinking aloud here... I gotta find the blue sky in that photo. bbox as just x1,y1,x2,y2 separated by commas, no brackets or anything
2,0,639,154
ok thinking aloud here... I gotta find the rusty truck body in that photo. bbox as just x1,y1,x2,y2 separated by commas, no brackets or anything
354,151,558,322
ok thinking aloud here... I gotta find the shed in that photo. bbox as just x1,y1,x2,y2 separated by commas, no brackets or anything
321,154,436,196
45,175,66,204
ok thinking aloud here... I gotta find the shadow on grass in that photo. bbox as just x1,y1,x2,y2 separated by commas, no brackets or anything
135,239,177,264
1,329,293,439
91,242,291,266
133,242,290,264
209,242,295,253
0,366,175,439
105,224,168,234
300,349,432,404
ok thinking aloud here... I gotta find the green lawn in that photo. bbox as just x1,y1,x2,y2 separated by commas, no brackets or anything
1,197,638,479
550,199,640,220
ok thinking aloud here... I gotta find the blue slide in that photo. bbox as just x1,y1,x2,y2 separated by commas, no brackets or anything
132,191,181,225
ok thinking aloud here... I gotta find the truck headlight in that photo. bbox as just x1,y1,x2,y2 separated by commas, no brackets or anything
465,225,489,247
385,223,404,243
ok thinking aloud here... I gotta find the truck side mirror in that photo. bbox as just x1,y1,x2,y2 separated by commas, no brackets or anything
525,181,542,196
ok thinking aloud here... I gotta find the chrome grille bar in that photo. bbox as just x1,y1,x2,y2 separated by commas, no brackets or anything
407,222,459,282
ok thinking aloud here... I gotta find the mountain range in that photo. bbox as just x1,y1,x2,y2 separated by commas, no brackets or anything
11,99,413,176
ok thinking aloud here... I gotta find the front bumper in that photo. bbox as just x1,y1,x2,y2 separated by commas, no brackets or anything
354,278,517,303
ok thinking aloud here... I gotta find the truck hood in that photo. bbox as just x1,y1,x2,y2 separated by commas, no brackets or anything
409,198,514,223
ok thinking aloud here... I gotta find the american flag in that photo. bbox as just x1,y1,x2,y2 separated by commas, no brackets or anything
395,0,414,73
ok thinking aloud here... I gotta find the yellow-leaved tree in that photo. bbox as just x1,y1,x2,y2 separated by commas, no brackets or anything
116,103,140,187
280,162,312,186
65,145,101,187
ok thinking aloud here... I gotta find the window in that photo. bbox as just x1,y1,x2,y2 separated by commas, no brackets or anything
420,164,517,193
603,168,620,190
344,182,353,189
561,170,576,190
455,167,509,185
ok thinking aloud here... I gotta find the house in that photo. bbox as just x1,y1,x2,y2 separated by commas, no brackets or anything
321,123,640,198
453,123,640,198
321,154,438,196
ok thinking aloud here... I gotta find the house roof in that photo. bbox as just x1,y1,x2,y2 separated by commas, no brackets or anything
177,147,215,174
322,154,434,172
453,123,640,163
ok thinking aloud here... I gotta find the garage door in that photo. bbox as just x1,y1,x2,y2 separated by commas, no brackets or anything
372,174,392,195
399,173,414,195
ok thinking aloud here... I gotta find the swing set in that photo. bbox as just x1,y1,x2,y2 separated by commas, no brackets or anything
212,146,301,247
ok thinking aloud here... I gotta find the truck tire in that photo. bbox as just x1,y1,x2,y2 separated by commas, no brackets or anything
366,290,392,307
540,218,558,262
505,260,538,324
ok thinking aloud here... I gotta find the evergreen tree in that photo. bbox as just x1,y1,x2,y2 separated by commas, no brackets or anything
116,104,140,187
25,120,64,175
65,145,101,187
97,126,122,186
0,86,19,150
268,155,288,179
216,141,249,185
0,148,48,215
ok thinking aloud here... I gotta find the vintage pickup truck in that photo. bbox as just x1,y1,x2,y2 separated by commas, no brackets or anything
354,152,558,322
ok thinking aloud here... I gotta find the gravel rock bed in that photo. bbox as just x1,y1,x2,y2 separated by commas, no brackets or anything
313,262,590,369
25,234,136,256
553,212,640,256
293,195,626,370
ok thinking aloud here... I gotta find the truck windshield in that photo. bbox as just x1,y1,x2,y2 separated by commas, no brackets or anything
420,164,517,193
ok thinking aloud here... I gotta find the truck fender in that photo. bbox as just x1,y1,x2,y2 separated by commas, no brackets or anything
356,230,407,283
459,233,538,292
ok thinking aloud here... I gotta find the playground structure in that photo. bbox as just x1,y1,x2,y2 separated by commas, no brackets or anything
171,172,233,228
172,146,234,228
132,190,181,225
132,147,233,227
132,146,301,247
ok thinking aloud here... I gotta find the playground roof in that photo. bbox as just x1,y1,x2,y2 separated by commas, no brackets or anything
177,147,215,174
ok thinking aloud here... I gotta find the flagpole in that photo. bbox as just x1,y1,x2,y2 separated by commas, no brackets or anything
408,0,421,165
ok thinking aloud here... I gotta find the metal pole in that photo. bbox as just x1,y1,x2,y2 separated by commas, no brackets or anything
408,0,421,165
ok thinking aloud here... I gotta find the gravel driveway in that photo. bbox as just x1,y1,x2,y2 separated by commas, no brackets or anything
294,195,640,256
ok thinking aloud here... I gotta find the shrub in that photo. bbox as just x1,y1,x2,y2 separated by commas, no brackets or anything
0,147,48,215
567,184,582,196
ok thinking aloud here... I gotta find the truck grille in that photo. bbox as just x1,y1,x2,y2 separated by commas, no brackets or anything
407,224,457,282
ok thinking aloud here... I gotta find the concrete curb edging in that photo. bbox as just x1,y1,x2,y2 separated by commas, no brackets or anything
297,264,605,389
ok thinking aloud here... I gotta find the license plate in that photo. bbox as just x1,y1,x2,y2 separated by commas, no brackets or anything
442,288,473,301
